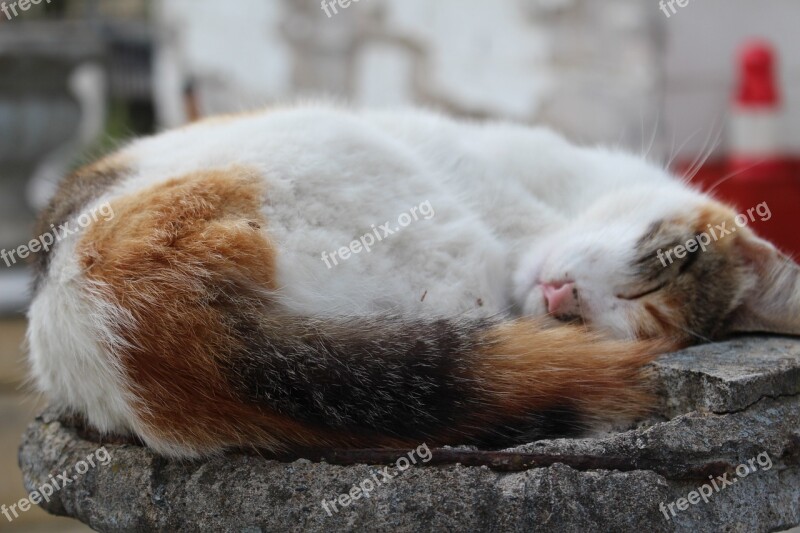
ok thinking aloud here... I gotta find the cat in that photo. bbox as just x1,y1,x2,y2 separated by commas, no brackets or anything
26,105,800,458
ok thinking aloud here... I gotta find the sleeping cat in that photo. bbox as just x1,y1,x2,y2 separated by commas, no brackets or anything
26,105,800,458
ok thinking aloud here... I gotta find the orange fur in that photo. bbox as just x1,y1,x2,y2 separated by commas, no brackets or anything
693,204,740,251
475,320,661,425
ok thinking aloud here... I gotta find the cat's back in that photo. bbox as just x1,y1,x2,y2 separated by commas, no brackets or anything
44,106,512,318
118,106,426,192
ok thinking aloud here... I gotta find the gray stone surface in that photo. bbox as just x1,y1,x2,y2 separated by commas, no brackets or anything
18,337,800,532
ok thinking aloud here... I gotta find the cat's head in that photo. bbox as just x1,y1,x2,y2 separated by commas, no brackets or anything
514,165,800,346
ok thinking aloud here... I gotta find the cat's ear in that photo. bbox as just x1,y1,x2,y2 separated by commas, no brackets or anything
727,231,800,336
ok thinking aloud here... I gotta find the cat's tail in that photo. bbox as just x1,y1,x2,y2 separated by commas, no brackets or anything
210,313,663,454
90,304,665,456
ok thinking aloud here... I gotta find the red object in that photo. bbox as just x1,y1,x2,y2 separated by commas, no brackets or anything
677,40,800,257
728,41,790,175
736,41,779,108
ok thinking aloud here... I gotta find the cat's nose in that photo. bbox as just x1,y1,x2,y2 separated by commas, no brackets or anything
540,281,577,316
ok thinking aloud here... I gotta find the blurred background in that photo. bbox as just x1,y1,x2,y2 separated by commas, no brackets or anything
0,1,799,531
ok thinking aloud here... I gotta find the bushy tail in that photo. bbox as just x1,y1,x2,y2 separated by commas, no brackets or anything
76,295,664,457
219,314,662,451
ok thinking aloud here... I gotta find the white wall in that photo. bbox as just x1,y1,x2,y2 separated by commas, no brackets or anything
154,0,663,150
154,0,800,164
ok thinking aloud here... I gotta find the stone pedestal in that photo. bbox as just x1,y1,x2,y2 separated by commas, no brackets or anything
18,337,800,532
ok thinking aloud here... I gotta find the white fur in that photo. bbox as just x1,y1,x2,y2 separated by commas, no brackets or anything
113,105,709,332
27,207,137,434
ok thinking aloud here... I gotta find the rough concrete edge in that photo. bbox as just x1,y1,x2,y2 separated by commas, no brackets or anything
18,395,800,533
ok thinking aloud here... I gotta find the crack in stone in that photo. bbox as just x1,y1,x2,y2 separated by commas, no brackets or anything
709,390,800,416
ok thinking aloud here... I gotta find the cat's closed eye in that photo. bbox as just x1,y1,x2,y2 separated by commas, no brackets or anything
616,281,668,301
617,232,706,301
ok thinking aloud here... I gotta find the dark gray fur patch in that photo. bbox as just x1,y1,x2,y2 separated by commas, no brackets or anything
228,314,490,440
32,162,127,292
223,310,585,447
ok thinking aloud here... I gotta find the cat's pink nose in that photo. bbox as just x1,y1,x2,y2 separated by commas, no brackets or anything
540,281,577,316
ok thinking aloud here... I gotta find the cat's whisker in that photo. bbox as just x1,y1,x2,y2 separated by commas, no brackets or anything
667,128,677,169
683,123,715,179
687,132,723,182
640,107,646,157
687,116,723,176
644,108,661,163
705,157,769,197
684,117,724,183
666,127,703,174
655,308,718,347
